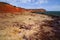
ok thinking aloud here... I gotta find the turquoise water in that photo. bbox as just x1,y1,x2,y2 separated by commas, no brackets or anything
45,11,60,16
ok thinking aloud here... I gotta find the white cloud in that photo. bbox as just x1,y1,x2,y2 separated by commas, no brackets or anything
35,0,48,4
19,0,48,4
0,0,48,4
19,0,31,3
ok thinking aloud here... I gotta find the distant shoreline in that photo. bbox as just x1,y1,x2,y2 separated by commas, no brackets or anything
35,11,60,17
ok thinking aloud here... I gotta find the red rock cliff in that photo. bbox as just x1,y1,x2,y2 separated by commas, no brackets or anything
0,2,46,13
0,2,27,13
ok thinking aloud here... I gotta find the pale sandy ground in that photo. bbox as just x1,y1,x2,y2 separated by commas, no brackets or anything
0,12,60,40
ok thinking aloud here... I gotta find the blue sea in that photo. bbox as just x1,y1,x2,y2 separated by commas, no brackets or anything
45,11,60,16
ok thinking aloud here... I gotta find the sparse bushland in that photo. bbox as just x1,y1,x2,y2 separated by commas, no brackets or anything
0,12,60,40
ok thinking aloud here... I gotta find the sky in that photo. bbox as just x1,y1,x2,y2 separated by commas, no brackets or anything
0,0,60,11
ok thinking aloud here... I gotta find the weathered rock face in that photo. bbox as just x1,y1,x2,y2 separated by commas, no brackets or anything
0,2,27,13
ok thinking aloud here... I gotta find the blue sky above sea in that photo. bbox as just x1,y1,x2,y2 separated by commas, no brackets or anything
0,0,60,11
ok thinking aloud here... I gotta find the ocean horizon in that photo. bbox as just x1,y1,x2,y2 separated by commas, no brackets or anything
45,11,60,16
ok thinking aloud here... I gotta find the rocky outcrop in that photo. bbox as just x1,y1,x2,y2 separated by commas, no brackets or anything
0,2,27,13
27,9,46,13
